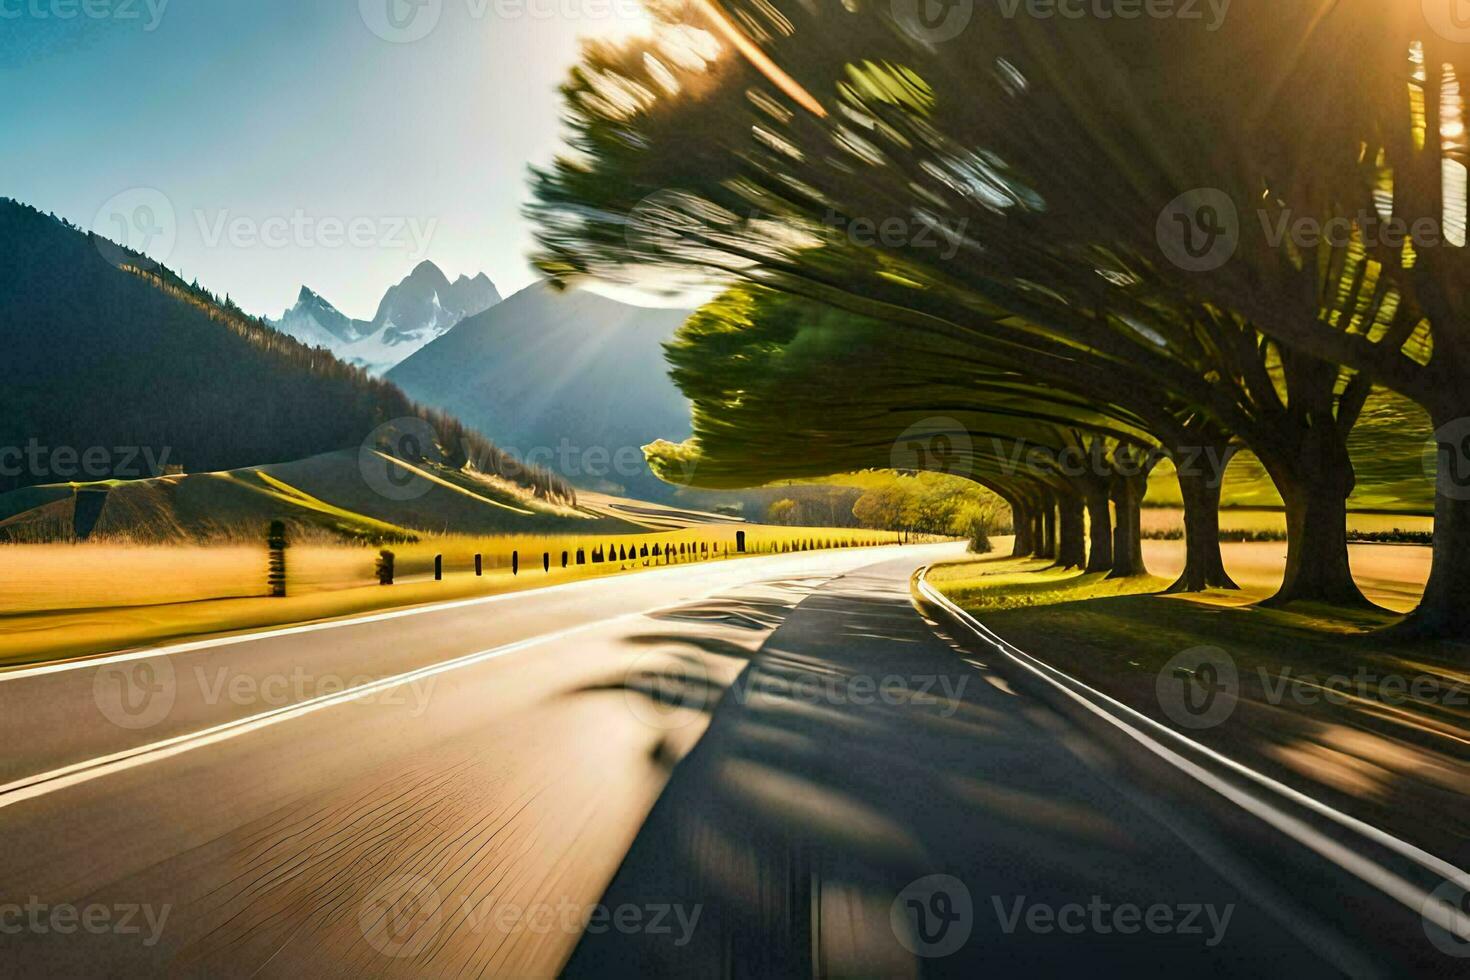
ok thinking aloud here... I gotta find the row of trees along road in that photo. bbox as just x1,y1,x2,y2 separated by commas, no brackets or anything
529,0,1470,640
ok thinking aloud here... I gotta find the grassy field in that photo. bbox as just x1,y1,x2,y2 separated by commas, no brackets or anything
1144,387,1437,515
0,525,906,667
0,449,639,545
1139,508,1436,537
927,546,1470,857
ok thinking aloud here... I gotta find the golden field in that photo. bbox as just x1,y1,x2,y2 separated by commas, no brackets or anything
0,525,904,667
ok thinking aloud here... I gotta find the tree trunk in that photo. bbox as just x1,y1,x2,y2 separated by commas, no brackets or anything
1037,495,1057,561
1389,408,1470,639
1083,486,1113,574
1056,490,1087,570
1011,498,1035,557
1258,424,1368,607
1167,467,1239,593
1107,472,1147,578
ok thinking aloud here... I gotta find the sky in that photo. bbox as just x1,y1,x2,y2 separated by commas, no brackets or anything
0,0,653,320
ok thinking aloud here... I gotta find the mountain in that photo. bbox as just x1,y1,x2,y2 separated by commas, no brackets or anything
0,198,571,515
388,283,694,503
271,286,370,349
271,260,501,374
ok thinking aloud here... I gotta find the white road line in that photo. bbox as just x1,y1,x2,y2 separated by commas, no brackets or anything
915,571,1470,941
0,551,924,810
0,620,603,811
1,546,908,681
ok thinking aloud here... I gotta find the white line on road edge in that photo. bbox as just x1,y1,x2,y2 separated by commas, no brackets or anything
914,569,1470,942
1,546,913,681
0,619,604,811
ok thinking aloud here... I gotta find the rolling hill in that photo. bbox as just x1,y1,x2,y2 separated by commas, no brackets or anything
388,283,695,503
0,450,656,544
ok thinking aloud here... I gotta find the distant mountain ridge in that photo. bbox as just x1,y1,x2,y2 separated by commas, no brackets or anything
0,198,570,511
388,283,694,503
271,260,501,373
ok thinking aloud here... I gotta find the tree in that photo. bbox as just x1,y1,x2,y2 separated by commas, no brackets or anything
529,1,1463,622
766,498,798,524
645,285,1156,572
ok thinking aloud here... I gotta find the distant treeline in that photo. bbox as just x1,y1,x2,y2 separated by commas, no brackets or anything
0,199,573,504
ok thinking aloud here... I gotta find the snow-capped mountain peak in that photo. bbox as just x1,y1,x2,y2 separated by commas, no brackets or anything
268,262,501,374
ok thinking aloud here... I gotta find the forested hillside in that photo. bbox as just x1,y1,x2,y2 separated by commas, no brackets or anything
0,199,572,503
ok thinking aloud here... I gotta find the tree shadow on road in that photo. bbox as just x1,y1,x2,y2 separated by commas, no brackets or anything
559,567,1363,979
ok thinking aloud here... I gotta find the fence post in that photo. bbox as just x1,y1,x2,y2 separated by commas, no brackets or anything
513,551,519,576
543,552,550,573
377,549,395,586
434,554,443,581
267,520,288,598
737,531,746,553
475,554,483,577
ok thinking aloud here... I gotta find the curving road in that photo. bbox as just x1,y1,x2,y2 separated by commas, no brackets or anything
0,544,1441,976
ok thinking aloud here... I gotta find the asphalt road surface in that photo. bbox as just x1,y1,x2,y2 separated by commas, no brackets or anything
0,544,1437,976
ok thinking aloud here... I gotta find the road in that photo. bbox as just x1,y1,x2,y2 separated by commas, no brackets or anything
0,544,1434,976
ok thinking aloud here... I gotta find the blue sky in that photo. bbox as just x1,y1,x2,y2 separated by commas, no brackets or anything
0,0,651,318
